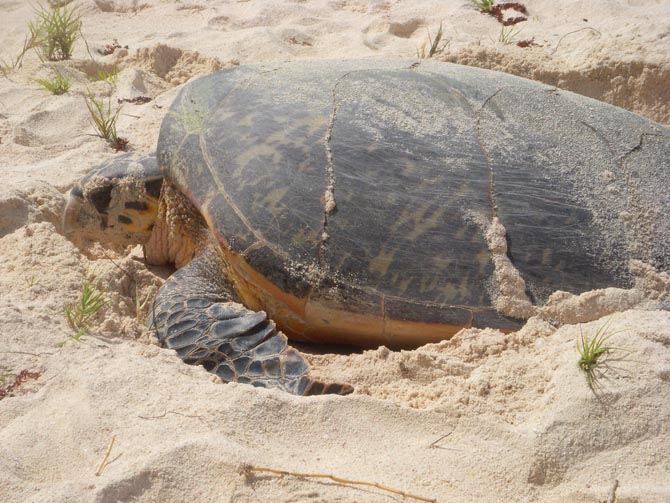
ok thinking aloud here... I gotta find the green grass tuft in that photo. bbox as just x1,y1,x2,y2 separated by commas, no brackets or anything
577,319,625,390
470,0,495,12
416,23,448,59
36,70,71,94
29,1,82,61
84,92,128,150
63,270,108,340
91,65,119,85
498,25,521,45
1,33,41,77
134,283,155,324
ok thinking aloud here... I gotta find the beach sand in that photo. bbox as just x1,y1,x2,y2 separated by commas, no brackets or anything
1,1,669,501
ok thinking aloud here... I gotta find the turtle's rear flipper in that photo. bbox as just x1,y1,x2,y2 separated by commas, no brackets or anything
149,251,353,396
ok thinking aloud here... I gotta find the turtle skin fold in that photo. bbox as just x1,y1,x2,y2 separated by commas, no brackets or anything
149,248,353,396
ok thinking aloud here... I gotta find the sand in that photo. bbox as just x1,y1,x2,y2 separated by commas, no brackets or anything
1,1,670,502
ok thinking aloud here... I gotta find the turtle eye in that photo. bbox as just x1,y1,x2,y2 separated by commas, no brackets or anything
87,185,114,215
144,179,163,199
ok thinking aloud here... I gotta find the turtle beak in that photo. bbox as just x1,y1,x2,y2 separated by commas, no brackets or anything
63,189,85,235
63,182,109,235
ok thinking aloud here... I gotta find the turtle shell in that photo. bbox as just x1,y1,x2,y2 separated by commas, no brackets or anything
157,59,670,348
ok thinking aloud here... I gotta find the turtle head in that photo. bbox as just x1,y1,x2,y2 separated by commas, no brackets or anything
64,154,163,248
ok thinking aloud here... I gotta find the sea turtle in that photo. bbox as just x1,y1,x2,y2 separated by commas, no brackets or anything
64,59,670,395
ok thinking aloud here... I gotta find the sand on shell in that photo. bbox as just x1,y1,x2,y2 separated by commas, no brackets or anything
1,1,670,502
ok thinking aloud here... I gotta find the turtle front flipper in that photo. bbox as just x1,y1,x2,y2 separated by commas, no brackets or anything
149,249,353,396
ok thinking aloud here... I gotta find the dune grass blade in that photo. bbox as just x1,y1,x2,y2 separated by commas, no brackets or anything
85,93,122,142
90,65,119,84
36,71,71,94
470,0,495,12
29,1,81,61
416,23,447,59
64,272,108,337
577,319,625,389
1,33,42,76
499,25,521,45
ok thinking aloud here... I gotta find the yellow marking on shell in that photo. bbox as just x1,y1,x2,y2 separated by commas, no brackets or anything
430,254,452,270
229,111,254,129
406,205,446,242
261,186,290,218
441,283,460,301
231,114,327,178
418,274,439,294
399,158,419,177
291,226,319,248
368,247,395,276
453,225,467,241
457,274,472,299
235,143,281,174
475,249,491,274
389,202,446,243
388,272,412,297
389,207,414,235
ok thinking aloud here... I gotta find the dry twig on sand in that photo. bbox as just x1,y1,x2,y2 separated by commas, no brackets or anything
603,479,619,503
243,465,437,502
95,436,116,476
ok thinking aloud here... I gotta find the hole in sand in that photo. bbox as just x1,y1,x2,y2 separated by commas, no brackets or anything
127,44,229,86
388,18,423,38
446,48,670,124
